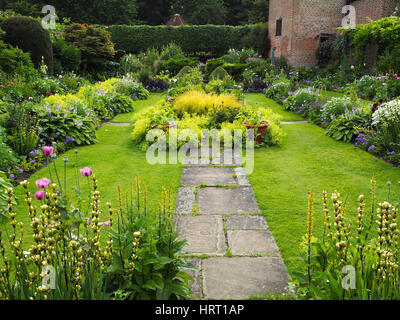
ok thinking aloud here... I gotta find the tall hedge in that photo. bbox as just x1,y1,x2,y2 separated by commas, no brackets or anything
108,24,252,56
0,16,54,74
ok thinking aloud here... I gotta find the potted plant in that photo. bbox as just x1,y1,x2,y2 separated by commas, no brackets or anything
239,111,271,143
150,109,177,131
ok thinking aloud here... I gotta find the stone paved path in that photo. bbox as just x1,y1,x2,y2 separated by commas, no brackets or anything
175,148,289,299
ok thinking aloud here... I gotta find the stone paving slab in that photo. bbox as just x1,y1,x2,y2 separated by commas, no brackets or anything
234,167,250,186
174,187,196,214
211,149,242,166
175,215,227,256
227,230,280,255
103,122,132,126
226,215,268,230
198,187,260,214
186,258,203,300
182,157,210,166
181,167,236,186
202,257,288,299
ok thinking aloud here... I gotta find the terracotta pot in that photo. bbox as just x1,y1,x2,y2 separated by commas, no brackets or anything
150,123,176,131
243,121,271,143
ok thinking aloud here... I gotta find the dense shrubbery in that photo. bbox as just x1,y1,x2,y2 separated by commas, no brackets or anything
52,38,82,74
1,16,54,74
108,25,252,56
64,23,115,73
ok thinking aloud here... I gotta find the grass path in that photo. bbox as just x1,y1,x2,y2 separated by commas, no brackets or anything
244,93,303,122
111,93,165,123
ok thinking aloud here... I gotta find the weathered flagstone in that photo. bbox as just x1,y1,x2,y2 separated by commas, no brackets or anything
181,167,236,186
175,152,289,299
202,257,288,299
234,167,250,186
211,148,242,166
175,215,227,256
182,157,210,166
174,187,195,214
198,187,260,214
225,215,268,230
186,258,203,300
227,230,280,255
103,122,132,126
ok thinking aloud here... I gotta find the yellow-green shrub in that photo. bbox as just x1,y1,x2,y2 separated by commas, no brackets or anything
174,90,242,115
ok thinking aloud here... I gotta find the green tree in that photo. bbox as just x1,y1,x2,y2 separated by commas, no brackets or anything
224,0,247,25
137,0,172,25
171,0,227,25
242,0,269,24
5,0,139,25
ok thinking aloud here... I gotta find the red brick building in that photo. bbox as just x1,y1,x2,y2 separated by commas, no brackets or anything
268,0,398,67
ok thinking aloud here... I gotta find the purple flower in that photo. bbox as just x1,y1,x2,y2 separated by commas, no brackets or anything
80,167,92,177
36,178,50,189
9,174,15,179
103,221,111,227
35,190,46,201
368,145,376,151
43,146,54,157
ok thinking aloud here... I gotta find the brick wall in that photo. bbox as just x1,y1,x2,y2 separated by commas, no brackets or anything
269,0,398,67
352,0,397,25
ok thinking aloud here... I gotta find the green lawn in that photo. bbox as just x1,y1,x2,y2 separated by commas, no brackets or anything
244,93,303,122
111,92,165,123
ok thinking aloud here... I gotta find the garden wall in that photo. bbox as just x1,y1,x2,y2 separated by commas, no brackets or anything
108,25,252,56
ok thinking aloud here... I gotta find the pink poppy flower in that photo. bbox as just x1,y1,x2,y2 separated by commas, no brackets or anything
394,74,398,77
103,221,111,227
43,146,54,156
382,83,387,86
80,167,92,177
35,190,46,201
36,178,50,189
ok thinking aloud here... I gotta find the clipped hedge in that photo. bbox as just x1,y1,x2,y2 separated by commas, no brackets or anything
108,25,252,56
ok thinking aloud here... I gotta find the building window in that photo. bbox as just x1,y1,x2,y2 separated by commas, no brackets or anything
276,17,282,36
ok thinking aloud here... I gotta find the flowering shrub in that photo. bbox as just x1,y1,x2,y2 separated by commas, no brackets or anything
321,97,353,122
131,91,284,150
34,101,97,146
292,184,400,300
283,88,318,116
356,75,382,100
326,112,367,143
114,75,150,100
371,99,400,153
265,80,291,104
